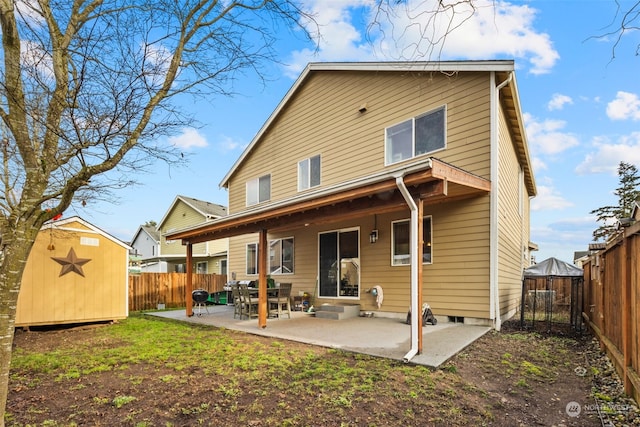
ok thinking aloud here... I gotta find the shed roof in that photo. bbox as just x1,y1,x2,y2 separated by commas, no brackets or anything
523,257,583,278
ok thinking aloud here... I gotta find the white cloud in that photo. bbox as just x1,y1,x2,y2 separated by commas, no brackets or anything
531,156,547,173
216,135,246,152
531,183,573,211
168,128,208,150
524,113,580,156
284,0,374,76
607,91,640,120
547,93,573,111
286,0,559,76
575,133,640,175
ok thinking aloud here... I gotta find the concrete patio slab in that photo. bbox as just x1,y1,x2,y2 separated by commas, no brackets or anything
147,305,491,368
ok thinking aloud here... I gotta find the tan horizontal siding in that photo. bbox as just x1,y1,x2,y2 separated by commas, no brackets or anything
497,105,526,318
227,71,492,213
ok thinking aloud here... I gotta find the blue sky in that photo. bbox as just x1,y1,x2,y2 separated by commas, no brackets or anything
77,0,640,264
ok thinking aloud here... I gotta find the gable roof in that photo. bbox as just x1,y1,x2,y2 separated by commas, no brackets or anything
131,224,161,244
43,216,131,249
219,60,535,197
157,195,227,229
523,257,583,278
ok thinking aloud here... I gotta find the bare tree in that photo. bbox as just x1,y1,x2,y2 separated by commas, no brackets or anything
0,0,313,422
589,0,640,60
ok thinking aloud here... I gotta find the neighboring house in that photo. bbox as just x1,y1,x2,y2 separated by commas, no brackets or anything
130,225,163,272
132,195,228,274
17,216,130,327
167,61,537,329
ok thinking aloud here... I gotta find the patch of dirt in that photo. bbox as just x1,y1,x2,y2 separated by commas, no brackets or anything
6,320,640,426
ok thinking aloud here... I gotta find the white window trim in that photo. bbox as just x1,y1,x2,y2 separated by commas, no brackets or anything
391,216,433,266
246,174,271,206
246,242,258,275
384,105,447,166
196,261,208,274
269,237,295,275
298,155,321,191
317,226,361,299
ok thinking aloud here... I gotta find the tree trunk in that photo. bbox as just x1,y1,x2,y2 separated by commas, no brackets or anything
0,220,40,427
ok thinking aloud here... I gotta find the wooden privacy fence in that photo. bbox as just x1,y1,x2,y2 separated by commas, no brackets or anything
583,221,640,404
129,273,227,311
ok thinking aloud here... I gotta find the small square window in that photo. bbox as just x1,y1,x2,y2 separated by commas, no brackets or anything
298,155,321,191
246,175,271,206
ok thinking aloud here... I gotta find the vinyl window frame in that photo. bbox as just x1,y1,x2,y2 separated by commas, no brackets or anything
385,106,446,165
391,216,433,266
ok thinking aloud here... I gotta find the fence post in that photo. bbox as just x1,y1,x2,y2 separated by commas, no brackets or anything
622,232,632,394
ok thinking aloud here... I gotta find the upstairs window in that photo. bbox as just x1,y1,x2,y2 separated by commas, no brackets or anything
246,174,271,206
385,106,446,165
298,155,321,191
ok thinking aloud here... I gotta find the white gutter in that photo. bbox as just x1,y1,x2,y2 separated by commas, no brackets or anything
395,171,422,363
490,72,513,332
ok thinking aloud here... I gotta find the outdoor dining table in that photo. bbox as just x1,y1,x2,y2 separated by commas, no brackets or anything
247,287,285,317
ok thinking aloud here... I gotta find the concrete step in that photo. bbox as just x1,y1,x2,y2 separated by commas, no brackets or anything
315,303,360,320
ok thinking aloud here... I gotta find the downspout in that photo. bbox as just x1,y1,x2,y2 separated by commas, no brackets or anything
395,171,421,362
490,72,513,332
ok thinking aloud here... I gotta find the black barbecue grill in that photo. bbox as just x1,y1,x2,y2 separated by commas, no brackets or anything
192,289,209,316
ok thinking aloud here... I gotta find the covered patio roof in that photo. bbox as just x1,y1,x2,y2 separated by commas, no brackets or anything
166,157,491,244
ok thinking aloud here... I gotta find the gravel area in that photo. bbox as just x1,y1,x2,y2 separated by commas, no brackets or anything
584,337,640,426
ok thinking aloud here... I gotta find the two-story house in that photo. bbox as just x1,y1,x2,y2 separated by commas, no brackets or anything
167,61,536,332
131,195,228,273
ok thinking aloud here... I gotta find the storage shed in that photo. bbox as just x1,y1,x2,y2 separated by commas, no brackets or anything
520,257,584,332
16,216,130,327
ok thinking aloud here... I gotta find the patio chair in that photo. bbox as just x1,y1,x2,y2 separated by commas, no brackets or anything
231,284,243,319
268,283,292,319
239,283,259,319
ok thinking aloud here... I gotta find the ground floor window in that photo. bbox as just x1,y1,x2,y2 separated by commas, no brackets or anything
269,237,294,274
319,228,359,298
196,261,207,274
392,216,432,265
246,243,258,275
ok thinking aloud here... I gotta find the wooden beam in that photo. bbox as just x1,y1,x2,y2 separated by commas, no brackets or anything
419,180,447,199
258,229,268,328
428,158,491,192
186,243,193,317
417,197,424,354
167,160,490,245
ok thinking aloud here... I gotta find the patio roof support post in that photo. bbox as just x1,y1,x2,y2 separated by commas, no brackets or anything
395,174,420,363
258,228,268,328
417,197,424,354
186,243,193,317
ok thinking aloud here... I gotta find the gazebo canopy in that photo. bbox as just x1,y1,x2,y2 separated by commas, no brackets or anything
523,257,583,278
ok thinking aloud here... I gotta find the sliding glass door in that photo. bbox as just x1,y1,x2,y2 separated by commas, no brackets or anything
318,228,359,298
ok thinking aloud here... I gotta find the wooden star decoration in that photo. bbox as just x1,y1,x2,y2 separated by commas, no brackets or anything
51,247,91,277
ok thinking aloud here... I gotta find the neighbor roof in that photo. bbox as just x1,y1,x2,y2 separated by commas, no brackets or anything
157,195,227,229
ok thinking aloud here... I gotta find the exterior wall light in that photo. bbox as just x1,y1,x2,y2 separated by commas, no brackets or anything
369,230,378,244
